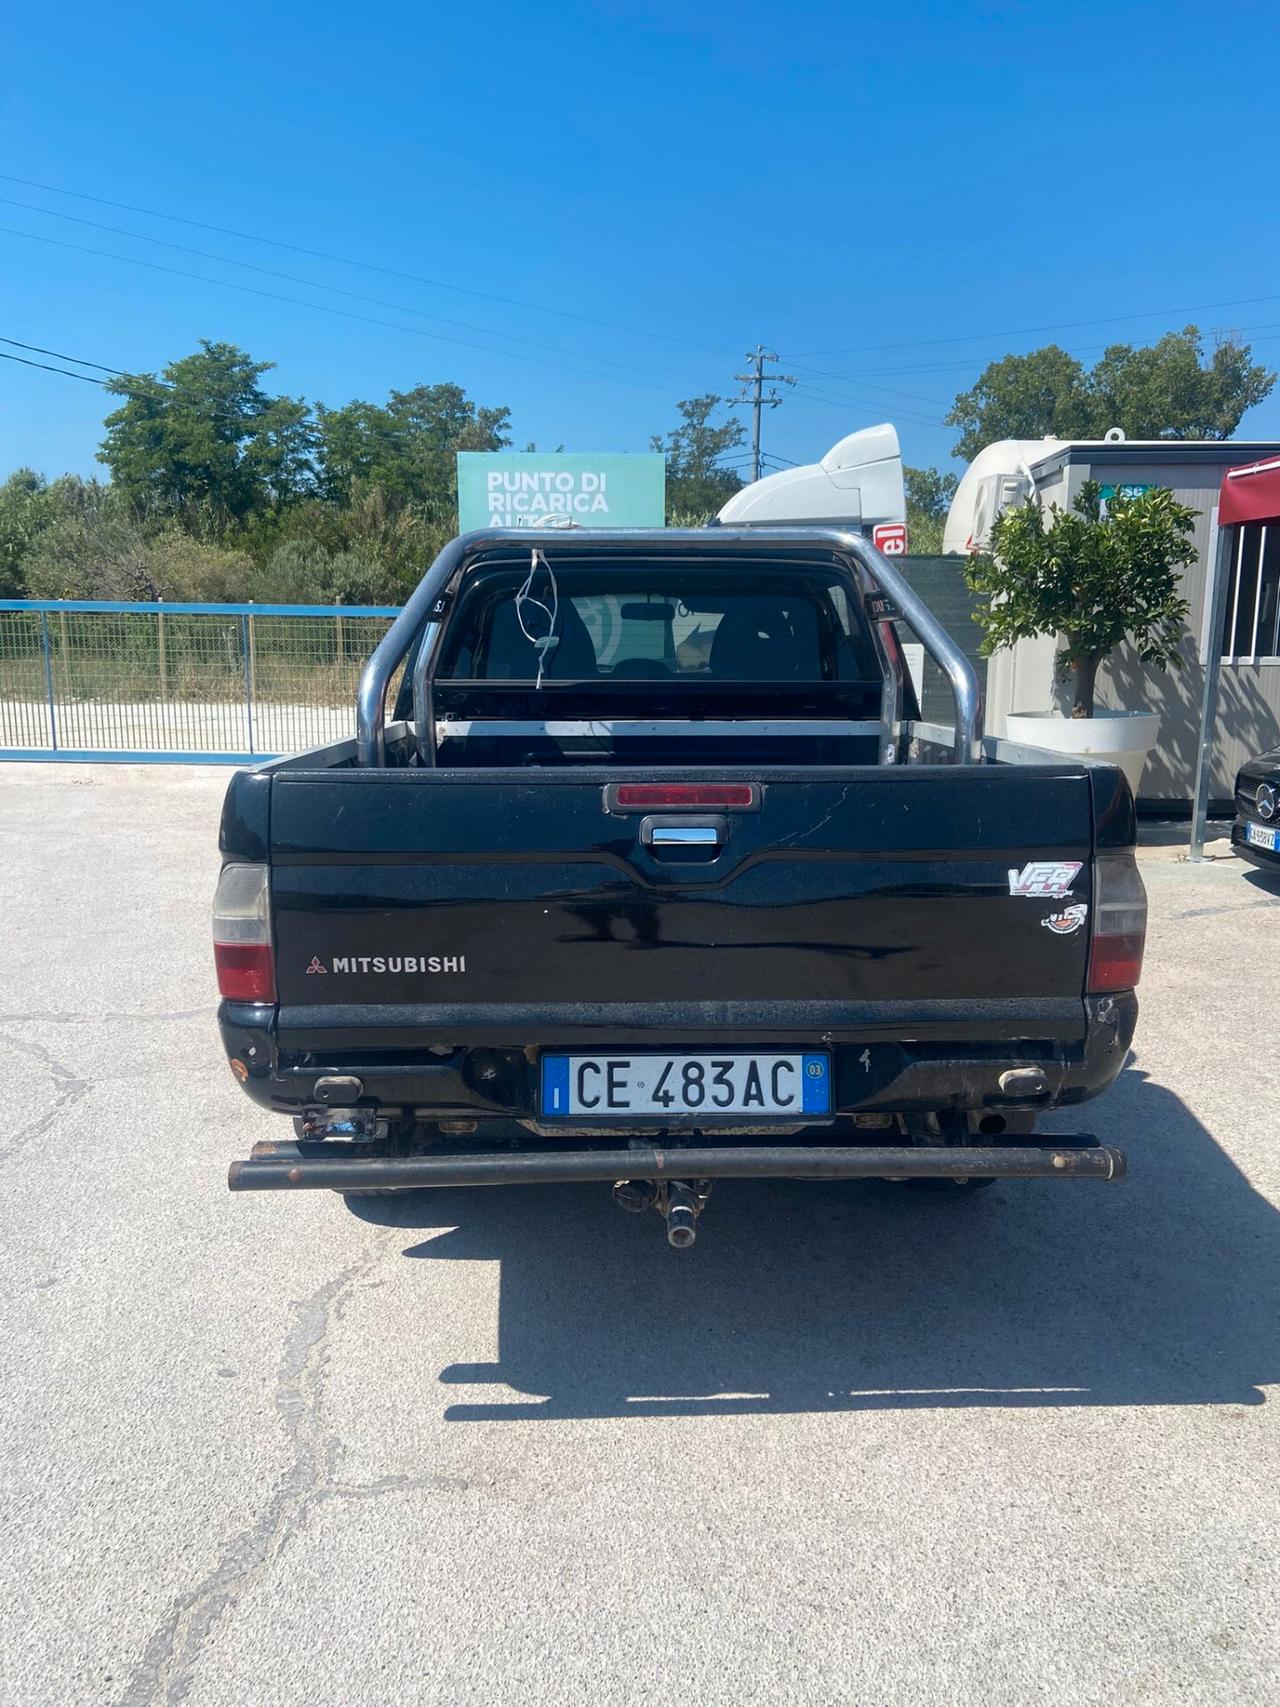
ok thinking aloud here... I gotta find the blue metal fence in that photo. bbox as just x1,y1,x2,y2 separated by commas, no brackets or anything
0,600,400,763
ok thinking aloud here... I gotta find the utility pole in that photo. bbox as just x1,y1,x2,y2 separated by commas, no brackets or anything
733,346,795,483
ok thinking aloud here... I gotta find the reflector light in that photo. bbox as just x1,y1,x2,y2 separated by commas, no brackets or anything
614,783,755,809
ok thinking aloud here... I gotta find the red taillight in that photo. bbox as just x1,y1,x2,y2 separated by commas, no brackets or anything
214,942,277,1002
614,783,755,809
1087,933,1144,993
1087,853,1147,993
213,863,276,1003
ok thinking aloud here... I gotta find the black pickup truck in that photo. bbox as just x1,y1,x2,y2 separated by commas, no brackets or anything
217,527,1144,1247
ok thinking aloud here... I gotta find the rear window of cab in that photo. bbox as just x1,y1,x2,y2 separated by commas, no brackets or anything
438,564,881,683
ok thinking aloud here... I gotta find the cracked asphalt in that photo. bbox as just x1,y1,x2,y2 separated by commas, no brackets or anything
2,762,1279,1706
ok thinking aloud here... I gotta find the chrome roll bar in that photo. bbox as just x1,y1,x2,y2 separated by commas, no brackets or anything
355,527,983,768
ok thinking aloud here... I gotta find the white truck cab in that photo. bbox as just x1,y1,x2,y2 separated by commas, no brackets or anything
716,424,908,553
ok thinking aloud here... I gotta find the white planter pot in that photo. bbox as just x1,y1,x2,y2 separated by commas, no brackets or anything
1005,711,1161,796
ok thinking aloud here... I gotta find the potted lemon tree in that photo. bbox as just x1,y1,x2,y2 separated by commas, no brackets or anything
965,482,1198,792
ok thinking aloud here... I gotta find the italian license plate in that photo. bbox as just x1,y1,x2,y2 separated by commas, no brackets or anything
540,1053,831,1119
1246,822,1278,851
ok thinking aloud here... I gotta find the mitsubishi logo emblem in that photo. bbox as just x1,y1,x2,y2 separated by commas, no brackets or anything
305,956,327,974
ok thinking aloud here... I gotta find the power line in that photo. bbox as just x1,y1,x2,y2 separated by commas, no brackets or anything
0,194,694,389
788,381,944,429
827,318,1280,381
0,224,691,397
790,317,1280,421
788,293,1280,359
786,319,1280,421
11,172,1280,399
0,340,301,430
791,329,1280,433
784,359,950,408
790,386,943,428
0,335,125,376
0,334,760,462
0,348,114,385
0,171,740,360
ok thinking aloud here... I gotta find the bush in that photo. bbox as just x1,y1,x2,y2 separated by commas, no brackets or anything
22,485,155,599
144,530,255,601
250,539,399,606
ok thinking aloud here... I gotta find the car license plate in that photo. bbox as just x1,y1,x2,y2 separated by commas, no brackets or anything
540,1053,831,1119
1246,822,1278,851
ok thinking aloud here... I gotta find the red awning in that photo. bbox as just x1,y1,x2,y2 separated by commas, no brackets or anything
1219,455,1280,526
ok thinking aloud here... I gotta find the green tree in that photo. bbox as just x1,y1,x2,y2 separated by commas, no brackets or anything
904,465,959,554
315,382,511,514
945,346,1094,459
945,328,1275,459
1088,327,1275,440
965,483,1197,717
650,395,745,521
98,341,316,526
0,468,60,595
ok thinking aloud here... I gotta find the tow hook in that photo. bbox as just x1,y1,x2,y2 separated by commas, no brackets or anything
612,1179,657,1215
613,1177,712,1248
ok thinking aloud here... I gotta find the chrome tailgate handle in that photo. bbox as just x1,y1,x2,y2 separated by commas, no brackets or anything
640,815,727,855
651,824,720,846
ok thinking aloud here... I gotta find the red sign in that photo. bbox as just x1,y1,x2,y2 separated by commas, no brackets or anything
873,522,908,555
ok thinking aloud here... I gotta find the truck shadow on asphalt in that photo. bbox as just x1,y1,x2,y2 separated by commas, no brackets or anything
1241,866,1280,898
347,1066,1279,1419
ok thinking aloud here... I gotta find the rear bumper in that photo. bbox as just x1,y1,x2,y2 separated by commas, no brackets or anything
218,993,1138,1121
228,1136,1125,1192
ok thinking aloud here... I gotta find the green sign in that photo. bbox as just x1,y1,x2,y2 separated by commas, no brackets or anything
1098,483,1152,501
457,452,666,532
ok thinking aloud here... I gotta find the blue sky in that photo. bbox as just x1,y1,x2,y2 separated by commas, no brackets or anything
2,0,1279,483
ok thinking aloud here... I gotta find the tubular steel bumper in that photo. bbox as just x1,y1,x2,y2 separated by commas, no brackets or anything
227,1139,1126,1192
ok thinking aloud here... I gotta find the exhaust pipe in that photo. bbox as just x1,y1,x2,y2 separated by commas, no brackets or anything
664,1182,699,1249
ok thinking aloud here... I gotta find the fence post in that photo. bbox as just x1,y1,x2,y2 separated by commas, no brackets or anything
157,598,169,697
241,612,255,755
40,610,58,752
335,595,345,666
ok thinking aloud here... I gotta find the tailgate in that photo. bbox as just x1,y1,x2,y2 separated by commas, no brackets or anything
267,765,1096,1045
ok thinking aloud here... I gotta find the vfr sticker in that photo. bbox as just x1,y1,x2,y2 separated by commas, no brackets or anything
1041,903,1088,936
1008,860,1082,899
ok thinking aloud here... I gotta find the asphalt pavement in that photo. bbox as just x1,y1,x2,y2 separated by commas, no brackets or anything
2,763,1278,1706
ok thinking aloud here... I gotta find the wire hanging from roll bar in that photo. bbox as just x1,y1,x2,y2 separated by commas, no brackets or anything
514,546,559,690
